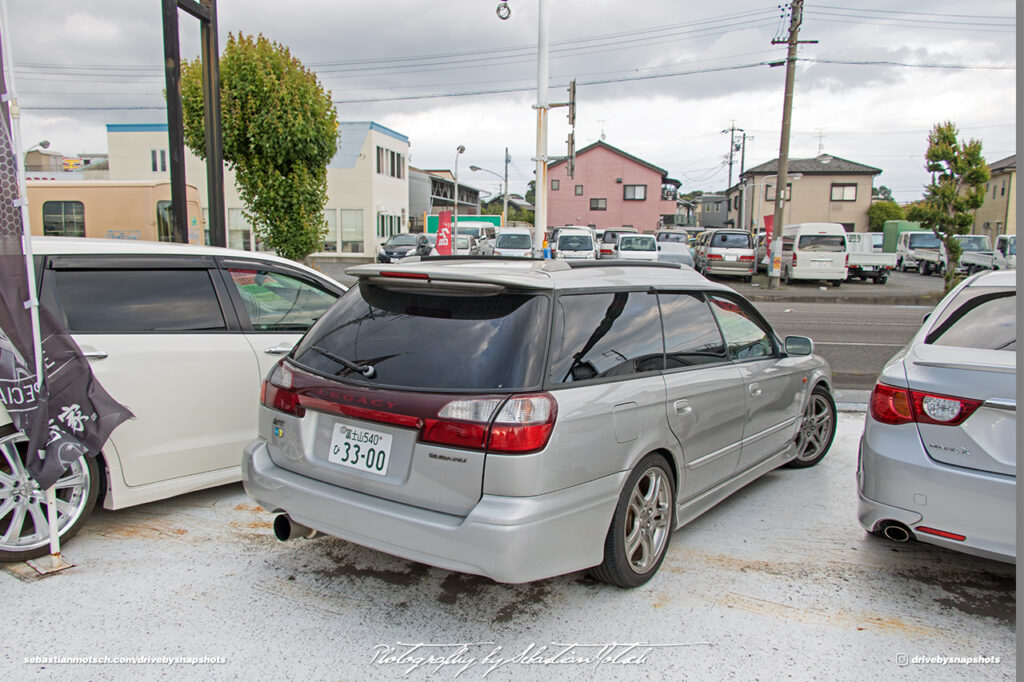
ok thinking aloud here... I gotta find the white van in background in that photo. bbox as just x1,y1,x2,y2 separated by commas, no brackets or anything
780,223,849,287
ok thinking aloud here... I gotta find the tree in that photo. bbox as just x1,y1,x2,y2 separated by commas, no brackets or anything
525,180,536,205
181,33,339,262
872,185,894,201
867,200,903,231
911,122,989,291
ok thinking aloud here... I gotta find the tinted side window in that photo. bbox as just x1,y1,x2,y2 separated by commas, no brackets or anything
53,269,225,332
548,292,663,384
707,294,774,360
228,269,338,332
658,293,726,367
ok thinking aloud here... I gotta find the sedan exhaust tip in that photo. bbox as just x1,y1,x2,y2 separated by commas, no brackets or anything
880,521,912,543
273,514,319,541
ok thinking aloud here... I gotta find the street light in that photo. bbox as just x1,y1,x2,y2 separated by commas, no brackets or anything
453,145,465,252
738,173,802,234
737,173,802,276
469,163,508,228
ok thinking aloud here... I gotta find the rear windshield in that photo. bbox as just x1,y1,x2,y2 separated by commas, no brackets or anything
908,233,941,249
602,231,634,243
925,287,1015,351
619,236,656,251
387,234,418,247
656,232,688,242
797,235,846,252
558,234,594,250
711,232,751,249
496,233,532,249
293,284,549,390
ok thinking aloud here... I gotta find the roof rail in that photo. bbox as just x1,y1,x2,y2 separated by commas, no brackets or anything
563,260,681,270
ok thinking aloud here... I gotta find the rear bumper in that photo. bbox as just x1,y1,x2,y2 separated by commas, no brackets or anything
857,426,1016,563
703,262,753,276
242,438,626,582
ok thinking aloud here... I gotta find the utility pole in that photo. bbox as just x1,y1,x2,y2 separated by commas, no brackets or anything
534,0,549,257
721,122,743,189
768,0,816,289
503,147,509,227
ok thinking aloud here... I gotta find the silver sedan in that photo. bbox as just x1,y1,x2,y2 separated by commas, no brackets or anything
858,269,1016,562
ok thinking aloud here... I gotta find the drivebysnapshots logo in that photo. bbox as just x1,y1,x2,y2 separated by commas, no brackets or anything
896,653,1001,667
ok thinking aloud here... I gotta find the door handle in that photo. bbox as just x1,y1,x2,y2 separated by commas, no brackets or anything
82,350,108,360
749,383,763,398
673,400,692,416
264,345,293,355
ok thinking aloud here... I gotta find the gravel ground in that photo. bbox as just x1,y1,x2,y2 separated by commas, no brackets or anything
3,413,1015,681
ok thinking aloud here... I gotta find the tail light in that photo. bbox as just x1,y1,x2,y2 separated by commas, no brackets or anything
262,361,306,417
600,248,614,256
845,253,849,267
792,252,798,266
869,382,982,426
707,254,723,261
422,394,557,454
738,255,754,262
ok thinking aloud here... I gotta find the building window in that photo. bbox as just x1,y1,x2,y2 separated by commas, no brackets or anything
1001,181,1005,196
151,150,158,172
590,198,607,211
42,201,85,237
830,183,857,201
227,208,253,251
340,209,363,253
575,184,583,195
156,201,174,242
623,184,646,201
160,150,167,172
322,209,338,252
377,214,401,238
551,179,560,191
376,146,404,179
765,184,792,201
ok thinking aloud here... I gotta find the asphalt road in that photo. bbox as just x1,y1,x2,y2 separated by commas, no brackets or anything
757,300,929,390
3,414,1014,681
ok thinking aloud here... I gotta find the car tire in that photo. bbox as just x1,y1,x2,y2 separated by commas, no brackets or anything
783,268,792,285
919,262,931,276
898,258,906,272
874,273,888,285
785,386,836,469
831,279,842,287
590,453,674,588
937,262,946,276
0,430,100,562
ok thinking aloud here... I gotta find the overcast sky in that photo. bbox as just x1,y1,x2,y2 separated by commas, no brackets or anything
4,1,1016,203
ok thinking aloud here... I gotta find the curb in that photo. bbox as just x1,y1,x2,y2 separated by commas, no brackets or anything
742,292,943,306
837,403,868,413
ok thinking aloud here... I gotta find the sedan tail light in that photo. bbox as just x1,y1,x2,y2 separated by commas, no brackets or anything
600,248,614,256
869,382,982,426
738,255,755,262
707,254,723,261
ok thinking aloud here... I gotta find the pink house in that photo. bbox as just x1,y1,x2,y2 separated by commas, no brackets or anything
547,141,679,232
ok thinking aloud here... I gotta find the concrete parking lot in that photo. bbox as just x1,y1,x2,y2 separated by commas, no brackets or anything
3,413,1015,681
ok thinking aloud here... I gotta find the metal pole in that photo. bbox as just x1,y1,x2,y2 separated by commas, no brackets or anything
768,0,803,289
200,0,226,247
534,0,549,256
503,147,509,228
161,0,188,243
453,146,463,251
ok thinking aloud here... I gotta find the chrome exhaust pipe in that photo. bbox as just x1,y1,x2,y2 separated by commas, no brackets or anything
273,514,319,541
881,522,911,543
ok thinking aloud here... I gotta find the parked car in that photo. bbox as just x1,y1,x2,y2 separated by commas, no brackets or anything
377,233,432,262
858,269,1016,563
653,229,690,244
487,228,534,257
846,232,896,284
598,227,638,258
552,228,598,260
430,233,476,256
692,228,755,282
0,237,347,561
616,234,659,261
243,259,836,587
655,241,695,268
780,223,848,287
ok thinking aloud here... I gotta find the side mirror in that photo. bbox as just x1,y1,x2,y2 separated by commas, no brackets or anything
784,335,814,356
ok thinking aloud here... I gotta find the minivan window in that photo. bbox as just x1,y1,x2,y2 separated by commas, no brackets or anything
52,269,225,332
619,235,656,251
558,234,593,251
658,293,726,367
707,294,774,360
797,235,846,252
907,233,941,249
712,232,751,248
294,284,549,390
547,292,663,384
228,269,338,332
925,288,1015,351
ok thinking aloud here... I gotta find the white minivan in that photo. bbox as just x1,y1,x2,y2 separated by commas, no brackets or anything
780,223,849,287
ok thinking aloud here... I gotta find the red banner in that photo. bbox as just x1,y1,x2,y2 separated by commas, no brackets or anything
763,214,774,242
436,211,453,256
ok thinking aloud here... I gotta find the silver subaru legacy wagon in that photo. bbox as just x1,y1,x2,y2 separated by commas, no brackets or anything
243,258,836,587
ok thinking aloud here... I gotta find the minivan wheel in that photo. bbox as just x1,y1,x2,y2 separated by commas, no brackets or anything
786,387,836,468
0,432,99,562
591,453,674,588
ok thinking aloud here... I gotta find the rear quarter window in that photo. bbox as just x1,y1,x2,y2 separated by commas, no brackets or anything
925,288,1015,351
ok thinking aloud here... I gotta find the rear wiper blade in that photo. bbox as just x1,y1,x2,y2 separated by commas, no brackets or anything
310,346,376,378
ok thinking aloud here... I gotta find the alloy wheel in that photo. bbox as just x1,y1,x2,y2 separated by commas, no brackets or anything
622,467,672,574
793,392,835,463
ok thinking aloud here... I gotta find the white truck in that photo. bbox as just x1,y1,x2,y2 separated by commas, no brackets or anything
961,234,1016,274
846,232,897,284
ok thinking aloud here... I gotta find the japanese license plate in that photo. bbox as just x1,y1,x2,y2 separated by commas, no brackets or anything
724,254,738,262
328,422,392,476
